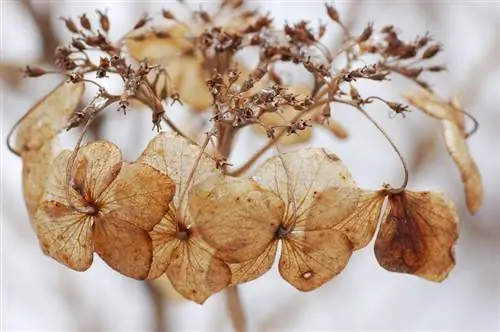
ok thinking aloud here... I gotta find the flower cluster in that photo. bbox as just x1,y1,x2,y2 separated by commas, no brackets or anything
9,0,483,305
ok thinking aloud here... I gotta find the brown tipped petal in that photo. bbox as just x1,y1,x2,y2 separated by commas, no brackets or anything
35,201,93,271
374,191,459,282
189,176,283,263
442,121,483,214
167,238,231,304
279,229,353,291
93,217,153,280
71,140,122,199
333,190,386,250
100,162,175,231
147,217,179,280
16,81,84,154
229,240,278,285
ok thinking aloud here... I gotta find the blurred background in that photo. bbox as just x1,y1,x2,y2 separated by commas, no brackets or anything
1,0,499,331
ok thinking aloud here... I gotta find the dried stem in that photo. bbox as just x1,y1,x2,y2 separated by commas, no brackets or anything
225,286,246,332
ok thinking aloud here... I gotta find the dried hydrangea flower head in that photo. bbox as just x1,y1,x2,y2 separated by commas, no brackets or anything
7,0,482,312
34,141,175,279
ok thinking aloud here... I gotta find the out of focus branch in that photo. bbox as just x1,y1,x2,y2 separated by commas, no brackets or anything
20,0,59,63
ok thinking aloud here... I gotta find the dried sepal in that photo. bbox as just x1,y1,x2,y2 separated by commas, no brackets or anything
374,190,459,282
16,81,85,154
22,139,59,223
333,190,386,250
403,89,483,213
253,148,358,230
442,121,483,213
138,133,230,303
229,241,278,285
279,229,353,291
188,176,284,263
35,141,175,279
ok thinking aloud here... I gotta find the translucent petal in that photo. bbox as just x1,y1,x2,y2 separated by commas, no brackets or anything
167,236,231,304
146,215,178,280
93,216,152,280
16,81,84,154
229,241,278,285
35,200,93,271
189,176,283,263
279,229,353,291
99,162,176,231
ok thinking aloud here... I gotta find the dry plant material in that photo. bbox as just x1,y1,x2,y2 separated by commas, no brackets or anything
374,190,459,282
8,0,485,310
191,148,359,291
404,89,483,213
137,133,231,304
15,81,84,154
34,141,175,278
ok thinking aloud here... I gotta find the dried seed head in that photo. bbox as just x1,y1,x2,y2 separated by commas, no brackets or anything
79,14,92,30
325,4,340,23
357,22,373,42
60,17,79,34
133,13,152,30
162,9,176,20
96,10,110,33
24,65,47,78
71,38,86,51
422,44,441,59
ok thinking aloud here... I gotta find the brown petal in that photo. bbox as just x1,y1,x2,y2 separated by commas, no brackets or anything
99,162,175,231
253,148,356,229
71,140,122,200
333,190,386,250
279,229,353,291
35,200,93,271
442,121,483,214
167,237,231,304
374,190,459,282
16,81,84,154
229,240,278,285
138,132,221,215
147,216,178,280
22,140,58,222
188,176,283,263
93,217,153,280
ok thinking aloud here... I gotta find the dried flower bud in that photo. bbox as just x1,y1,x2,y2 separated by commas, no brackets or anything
381,25,394,33
162,9,175,20
71,38,86,51
325,4,340,23
422,44,441,59
357,22,373,42
96,10,110,33
398,66,423,78
79,14,92,30
427,65,447,72
386,101,410,116
133,13,152,30
60,17,79,34
68,72,84,83
349,85,361,100
24,65,46,78
321,103,331,118
318,23,327,39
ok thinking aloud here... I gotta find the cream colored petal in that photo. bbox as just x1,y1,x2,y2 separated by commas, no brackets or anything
99,162,176,231
124,24,193,63
147,214,179,280
253,148,356,228
16,81,84,154
442,121,483,214
93,217,153,280
403,88,455,121
374,190,459,282
138,132,221,215
332,190,386,250
279,229,353,291
229,240,278,285
22,139,59,223
189,176,283,263
167,237,231,304
71,140,123,201
35,200,93,271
